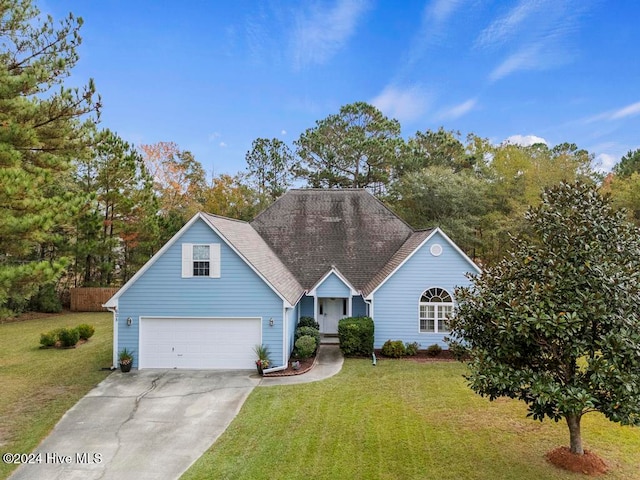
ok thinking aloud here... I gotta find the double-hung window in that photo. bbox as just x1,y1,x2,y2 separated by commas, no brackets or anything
192,245,210,276
182,243,220,278
419,287,453,333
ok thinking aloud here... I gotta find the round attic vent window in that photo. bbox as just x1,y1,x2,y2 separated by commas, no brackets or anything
430,244,443,256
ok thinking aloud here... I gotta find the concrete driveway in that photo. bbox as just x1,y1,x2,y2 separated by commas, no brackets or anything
9,370,260,480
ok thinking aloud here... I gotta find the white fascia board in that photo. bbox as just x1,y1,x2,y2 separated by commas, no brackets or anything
365,227,482,300
102,212,205,308
307,265,358,297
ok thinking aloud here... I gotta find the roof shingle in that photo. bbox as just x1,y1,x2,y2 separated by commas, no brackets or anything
251,189,414,291
201,213,304,305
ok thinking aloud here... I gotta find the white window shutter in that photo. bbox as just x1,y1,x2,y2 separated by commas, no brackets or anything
182,243,193,278
210,243,221,278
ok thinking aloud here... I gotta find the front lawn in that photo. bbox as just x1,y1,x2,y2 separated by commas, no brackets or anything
0,312,113,479
183,359,640,480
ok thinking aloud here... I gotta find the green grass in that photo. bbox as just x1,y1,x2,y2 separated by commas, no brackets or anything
183,359,640,480
0,312,113,479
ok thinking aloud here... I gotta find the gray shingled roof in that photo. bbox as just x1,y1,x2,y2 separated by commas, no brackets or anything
250,189,414,291
200,213,304,305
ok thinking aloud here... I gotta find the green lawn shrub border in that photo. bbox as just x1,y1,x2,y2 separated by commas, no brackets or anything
39,324,96,348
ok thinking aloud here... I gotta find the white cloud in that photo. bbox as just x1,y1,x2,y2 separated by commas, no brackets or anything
208,132,221,142
479,0,593,81
476,0,546,49
609,101,640,120
370,85,430,124
281,129,287,135
439,98,477,120
504,134,548,147
595,153,617,173
291,0,370,69
399,0,468,72
489,45,543,81
219,142,227,148
425,0,465,24
583,100,640,123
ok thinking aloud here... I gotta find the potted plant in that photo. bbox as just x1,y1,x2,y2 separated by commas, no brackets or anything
118,347,134,372
253,344,270,375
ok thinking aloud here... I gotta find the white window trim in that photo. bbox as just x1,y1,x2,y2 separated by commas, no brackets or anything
181,243,220,278
418,287,454,334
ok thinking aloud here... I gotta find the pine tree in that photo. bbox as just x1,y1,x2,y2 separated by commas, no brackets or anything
0,0,100,315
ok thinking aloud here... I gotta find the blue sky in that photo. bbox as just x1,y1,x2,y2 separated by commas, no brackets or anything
46,0,640,176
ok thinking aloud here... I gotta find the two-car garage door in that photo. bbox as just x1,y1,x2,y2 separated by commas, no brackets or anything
139,317,261,369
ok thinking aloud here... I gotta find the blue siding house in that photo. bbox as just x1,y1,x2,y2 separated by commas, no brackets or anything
105,189,480,371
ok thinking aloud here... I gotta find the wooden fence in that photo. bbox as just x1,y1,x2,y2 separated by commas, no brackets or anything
70,288,119,312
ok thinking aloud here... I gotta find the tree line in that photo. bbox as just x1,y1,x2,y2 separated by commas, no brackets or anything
1,0,639,317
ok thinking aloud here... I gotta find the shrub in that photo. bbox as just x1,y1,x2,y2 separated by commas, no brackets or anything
445,338,469,361
295,335,316,359
381,340,406,358
405,341,420,356
40,331,58,347
298,316,320,330
58,327,80,347
426,343,443,357
76,323,95,340
295,326,320,349
338,316,374,356
29,284,62,313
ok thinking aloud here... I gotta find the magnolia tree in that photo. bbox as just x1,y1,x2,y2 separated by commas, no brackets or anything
448,181,640,455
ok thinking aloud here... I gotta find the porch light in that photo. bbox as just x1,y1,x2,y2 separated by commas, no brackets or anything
126,317,132,326
269,318,274,327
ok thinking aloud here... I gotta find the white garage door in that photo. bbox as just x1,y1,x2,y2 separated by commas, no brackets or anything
139,317,261,369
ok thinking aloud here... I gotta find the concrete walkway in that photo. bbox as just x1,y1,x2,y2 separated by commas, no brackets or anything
9,346,343,480
9,370,259,480
260,344,344,386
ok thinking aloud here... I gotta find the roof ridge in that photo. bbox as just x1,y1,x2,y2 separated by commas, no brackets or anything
201,211,249,224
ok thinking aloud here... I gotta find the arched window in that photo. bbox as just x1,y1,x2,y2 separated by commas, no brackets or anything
419,287,453,333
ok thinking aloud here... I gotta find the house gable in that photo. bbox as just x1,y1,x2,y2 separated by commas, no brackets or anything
114,217,286,367
105,212,302,309
371,229,479,349
308,267,357,297
364,227,480,298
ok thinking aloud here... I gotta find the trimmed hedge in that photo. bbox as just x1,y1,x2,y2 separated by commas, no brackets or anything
76,323,95,340
405,341,420,356
295,326,320,349
298,316,320,330
338,316,374,356
58,327,80,347
39,324,95,348
295,335,316,359
426,343,443,357
381,340,406,358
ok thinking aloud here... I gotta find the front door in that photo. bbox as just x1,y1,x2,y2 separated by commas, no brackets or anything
320,298,344,334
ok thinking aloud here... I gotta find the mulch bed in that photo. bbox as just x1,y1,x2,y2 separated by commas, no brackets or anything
265,348,458,377
546,447,609,476
374,349,458,362
262,355,317,377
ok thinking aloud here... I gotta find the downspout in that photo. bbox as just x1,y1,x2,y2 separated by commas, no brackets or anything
363,295,373,318
263,304,288,374
105,305,118,369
